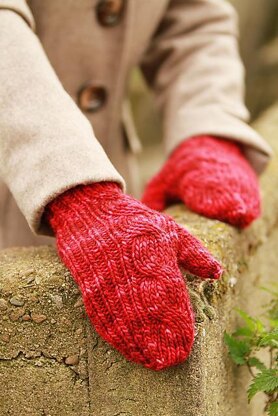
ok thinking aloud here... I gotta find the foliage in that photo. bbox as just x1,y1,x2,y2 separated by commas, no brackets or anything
224,284,278,415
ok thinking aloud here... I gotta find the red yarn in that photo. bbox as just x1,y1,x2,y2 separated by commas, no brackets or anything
46,182,222,370
142,136,261,228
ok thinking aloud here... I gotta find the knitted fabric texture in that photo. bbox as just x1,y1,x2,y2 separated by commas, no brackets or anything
142,136,261,228
46,182,222,370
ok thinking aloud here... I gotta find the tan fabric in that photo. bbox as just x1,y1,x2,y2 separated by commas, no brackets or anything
0,0,273,249
0,0,35,28
140,0,272,171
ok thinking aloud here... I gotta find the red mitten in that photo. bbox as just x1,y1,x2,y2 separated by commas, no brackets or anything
45,182,222,370
142,136,261,228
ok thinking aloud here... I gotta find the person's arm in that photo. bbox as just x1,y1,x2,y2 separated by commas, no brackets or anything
0,1,225,370
0,5,125,236
140,0,272,174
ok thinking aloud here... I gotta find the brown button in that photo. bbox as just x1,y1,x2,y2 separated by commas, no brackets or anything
78,82,107,113
96,0,125,27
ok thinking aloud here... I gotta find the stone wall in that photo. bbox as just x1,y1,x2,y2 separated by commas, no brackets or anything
0,104,278,415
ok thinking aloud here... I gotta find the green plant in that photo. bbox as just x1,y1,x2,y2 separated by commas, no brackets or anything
224,284,278,416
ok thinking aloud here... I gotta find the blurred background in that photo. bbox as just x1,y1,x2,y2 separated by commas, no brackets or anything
128,0,278,187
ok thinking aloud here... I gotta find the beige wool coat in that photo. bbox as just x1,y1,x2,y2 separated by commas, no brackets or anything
0,0,273,249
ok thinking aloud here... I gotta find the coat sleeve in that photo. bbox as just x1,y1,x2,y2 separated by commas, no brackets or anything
0,2,125,236
140,0,273,174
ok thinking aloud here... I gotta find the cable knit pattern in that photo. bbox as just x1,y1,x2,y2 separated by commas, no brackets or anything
46,182,222,370
142,136,261,228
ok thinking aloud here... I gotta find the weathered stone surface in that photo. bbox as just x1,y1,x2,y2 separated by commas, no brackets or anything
0,248,90,415
0,104,278,415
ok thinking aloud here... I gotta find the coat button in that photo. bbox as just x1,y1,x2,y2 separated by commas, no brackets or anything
78,83,107,113
96,0,125,27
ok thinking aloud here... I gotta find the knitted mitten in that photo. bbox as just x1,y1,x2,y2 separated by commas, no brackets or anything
45,182,222,370
142,136,261,228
